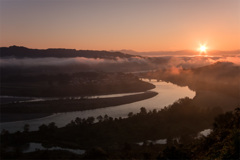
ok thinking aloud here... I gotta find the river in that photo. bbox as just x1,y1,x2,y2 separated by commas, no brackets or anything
0,80,195,133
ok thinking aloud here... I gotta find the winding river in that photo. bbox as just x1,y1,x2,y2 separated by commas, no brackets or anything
0,80,195,133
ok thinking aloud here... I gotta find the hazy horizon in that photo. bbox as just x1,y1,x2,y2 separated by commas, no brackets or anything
1,0,239,52
1,45,239,52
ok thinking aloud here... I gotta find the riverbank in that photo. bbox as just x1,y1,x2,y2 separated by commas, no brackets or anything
1,72,155,98
0,91,158,122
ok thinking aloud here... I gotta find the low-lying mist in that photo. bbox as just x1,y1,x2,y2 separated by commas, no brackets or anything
0,55,239,75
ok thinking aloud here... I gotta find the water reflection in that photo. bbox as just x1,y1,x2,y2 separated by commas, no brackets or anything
137,139,167,146
21,143,85,155
0,92,146,104
198,129,212,137
0,80,195,133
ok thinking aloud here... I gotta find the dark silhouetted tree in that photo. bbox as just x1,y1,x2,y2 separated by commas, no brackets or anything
140,107,147,114
97,115,103,122
128,112,133,117
86,117,95,124
23,124,29,133
75,117,82,125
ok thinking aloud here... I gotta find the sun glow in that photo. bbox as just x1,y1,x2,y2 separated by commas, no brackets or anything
198,44,207,53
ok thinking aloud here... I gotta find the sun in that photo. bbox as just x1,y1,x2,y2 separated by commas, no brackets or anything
199,44,207,53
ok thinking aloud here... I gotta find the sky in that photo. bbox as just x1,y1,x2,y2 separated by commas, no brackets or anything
0,0,239,52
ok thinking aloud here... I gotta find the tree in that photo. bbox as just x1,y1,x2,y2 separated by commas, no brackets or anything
128,112,133,117
1,129,9,135
75,117,82,125
104,114,109,121
66,120,76,127
152,109,157,114
97,115,103,122
39,124,48,132
193,108,240,159
23,124,29,133
48,122,58,131
140,107,147,114
86,117,95,124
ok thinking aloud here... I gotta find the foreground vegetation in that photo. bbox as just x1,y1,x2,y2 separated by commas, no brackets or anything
2,98,238,159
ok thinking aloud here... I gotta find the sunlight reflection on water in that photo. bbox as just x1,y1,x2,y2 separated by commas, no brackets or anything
0,80,195,133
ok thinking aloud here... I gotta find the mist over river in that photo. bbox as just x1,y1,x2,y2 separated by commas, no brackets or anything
0,80,195,133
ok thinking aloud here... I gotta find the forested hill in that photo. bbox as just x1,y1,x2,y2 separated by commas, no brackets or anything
0,46,136,59
142,62,240,99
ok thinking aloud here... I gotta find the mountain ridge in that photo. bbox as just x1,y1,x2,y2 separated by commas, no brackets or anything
0,45,138,59
114,49,240,56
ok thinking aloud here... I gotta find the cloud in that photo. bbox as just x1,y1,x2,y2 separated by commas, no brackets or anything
217,56,240,65
165,56,240,69
0,57,148,67
0,55,239,73
0,57,152,73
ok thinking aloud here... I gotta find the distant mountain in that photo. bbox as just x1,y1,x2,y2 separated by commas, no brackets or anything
0,46,136,59
117,49,240,56
115,49,196,56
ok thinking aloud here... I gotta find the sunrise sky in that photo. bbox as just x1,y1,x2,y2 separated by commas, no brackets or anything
0,0,239,52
